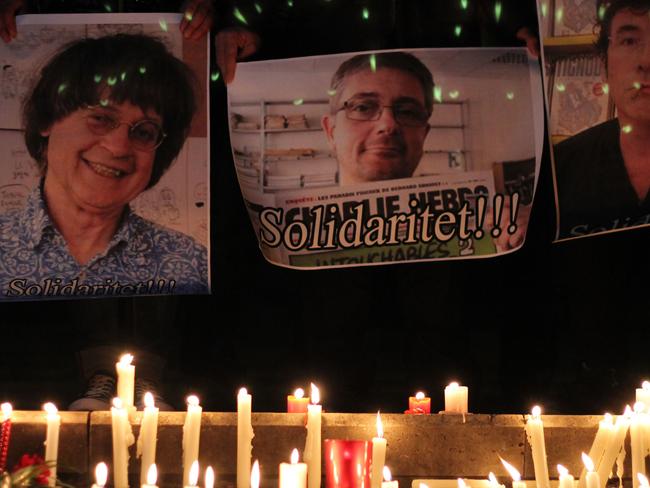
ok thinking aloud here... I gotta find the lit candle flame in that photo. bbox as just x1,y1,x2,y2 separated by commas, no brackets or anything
189,461,199,487
43,402,58,417
251,460,260,488
1,402,12,421
499,457,521,482
187,395,200,407
383,467,392,482
144,392,155,409
311,383,320,405
643,381,650,391
458,478,469,488
95,462,108,487
582,453,594,472
112,397,123,409
415,392,425,400
625,405,634,417
448,382,460,390
638,474,650,488
634,402,645,414
147,464,157,486
239,387,248,397
531,405,541,418
488,473,499,486
291,448,299,465
376,411,383,438
557,465,569,477
294,388,305,399
604,413,613,424
419,484,429,488
205,467,215,488
119,353,134,366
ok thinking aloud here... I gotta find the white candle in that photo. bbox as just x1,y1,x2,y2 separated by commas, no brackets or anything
304,383,322,488
525,406,550,488
444,383,468,413
116,354,135,409
280,449,307,488
582,453,600,488
185,461,199,488
631,403,648,488
637,383,650,411
579,414,614,488
205,467,215,488
183,395,202,487
43,402,61,487
238,388,254,488
252,460,260,488
111,397,131,488
597,407,632,484
557,465,575,488
500,457,526,488
371,412,387,488
92,462,108,488
382,467,398,488
141,464,158,488
137,393,159,487
487,473,504,488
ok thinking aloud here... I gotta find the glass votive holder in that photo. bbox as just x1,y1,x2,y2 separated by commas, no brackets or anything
324,439,373,488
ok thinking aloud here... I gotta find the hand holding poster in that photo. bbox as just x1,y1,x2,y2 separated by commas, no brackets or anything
228,48,544,268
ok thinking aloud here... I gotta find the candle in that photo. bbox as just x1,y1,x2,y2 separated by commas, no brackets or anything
141,464,158,488
238,388,255,488
92,462,108,488
557,465,575,488
582,453,600,488
525,406,550,488
487,473,504,488
0,402,13,472
639,474,650,488
371,412,387,488
43,402,61,487
578,414,614,488
304,383,322,488
597,407,632,484
205,467,215,488
186,461,199,488
183,395,202,487
382,467,398,488
444,383,468,413
458,479,471,488
500,457,526,488
288,389,310,414
252,460,260,488
280,449,307,488
637,383,650,411
137,392,159,487
111,397,131,488
324,439,372,488
116,353,135,409
631,403,648,488
408,392,431,414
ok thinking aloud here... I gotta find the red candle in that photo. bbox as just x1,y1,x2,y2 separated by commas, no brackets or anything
407,391,431,414
287,388,310,413
324,439,372,488
0,403,13,472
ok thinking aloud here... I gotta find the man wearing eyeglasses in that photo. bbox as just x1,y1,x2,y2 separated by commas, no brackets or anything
322,52,432,185
554,0,650,238
0,33,208,298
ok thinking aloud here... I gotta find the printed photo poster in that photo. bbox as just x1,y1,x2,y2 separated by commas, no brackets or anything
540,1,650,240
0,13,210,300
228,48,544,269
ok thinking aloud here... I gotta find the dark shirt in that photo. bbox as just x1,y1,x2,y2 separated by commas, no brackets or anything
554,118,650,239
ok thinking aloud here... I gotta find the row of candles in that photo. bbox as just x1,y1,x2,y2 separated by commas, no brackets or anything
4,353,650,488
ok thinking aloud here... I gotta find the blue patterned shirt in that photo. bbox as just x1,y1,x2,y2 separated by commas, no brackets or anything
0,183,209,300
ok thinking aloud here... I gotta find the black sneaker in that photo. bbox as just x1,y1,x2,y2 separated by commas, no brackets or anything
135,378,174,411
68,373,116,411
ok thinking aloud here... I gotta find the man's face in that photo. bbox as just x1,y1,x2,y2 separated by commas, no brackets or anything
322,67,430,184
42,101,160,215
606,8,650,125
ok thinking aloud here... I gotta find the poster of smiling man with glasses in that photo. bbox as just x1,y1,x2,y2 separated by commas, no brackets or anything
0,14,209,299
228,49,543,268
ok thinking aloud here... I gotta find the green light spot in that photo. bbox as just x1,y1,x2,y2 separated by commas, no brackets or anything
598,5,606,20
506,92,515,100
94,74,102,83
100,99,109,107
287,0,293,6
233,8,248,25
494,2,502,22
602,83,609,94
57,83,66,94
107,76,117,86
362,8,369,20
104,4,112,12
460,0,468,10
184,11,193,21
434,86,443,103
211,71,220,82
449,90,459,99
622,124,633,134
327,89,336,97
293,98,304,106
454,25,462,37
120,72,126,82
555,7,563,23
159,19,168,32
541,3,547,18
369,54,377,73
634,81,641,90
556,83,565,92
254,2,262,13
139,66,146,75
